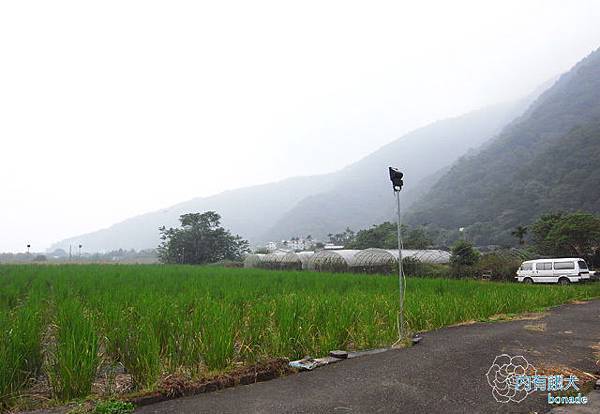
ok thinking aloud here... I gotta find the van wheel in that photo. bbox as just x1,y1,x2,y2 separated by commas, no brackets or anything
559,277,570,285
523,278,533,284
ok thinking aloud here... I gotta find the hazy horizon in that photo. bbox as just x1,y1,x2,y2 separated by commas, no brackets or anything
2,1,600,252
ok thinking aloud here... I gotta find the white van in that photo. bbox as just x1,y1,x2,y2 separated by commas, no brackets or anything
516,258,590,284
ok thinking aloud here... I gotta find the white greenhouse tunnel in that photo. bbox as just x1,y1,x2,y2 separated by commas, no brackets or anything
243,248,450,273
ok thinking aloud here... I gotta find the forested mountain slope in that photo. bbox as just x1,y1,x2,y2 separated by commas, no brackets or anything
407,48,600,245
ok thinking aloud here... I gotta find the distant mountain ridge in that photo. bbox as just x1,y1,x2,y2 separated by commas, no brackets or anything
49,174,338,252
406,47,600,245
260,101,531,242
49,99,529,252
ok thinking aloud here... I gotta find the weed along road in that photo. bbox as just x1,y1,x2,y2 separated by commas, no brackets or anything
137,300,600,414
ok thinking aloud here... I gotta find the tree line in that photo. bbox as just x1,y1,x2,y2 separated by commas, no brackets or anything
157,210,599,270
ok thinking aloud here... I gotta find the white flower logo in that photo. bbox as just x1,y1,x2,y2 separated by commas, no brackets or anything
486,354,536,403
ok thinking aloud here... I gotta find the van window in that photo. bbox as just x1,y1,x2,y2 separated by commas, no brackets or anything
554,261,575,270
578,260,588,270
521,263,532,271
536,262,552,270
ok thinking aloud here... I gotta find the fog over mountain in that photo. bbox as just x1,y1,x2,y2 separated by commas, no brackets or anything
47,49,600,252
407,47,600,245
261,100,530,242
3,2,600,253
50,95,534,252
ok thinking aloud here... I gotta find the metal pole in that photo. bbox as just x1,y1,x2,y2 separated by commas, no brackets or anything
388,166,405,343
395,190,404,339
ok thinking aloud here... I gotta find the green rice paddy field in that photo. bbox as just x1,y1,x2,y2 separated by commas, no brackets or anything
1,264,599,409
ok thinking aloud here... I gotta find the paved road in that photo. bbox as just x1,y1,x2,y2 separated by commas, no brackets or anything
137,300,600,414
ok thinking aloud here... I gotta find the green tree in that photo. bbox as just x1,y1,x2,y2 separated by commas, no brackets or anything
346,222,433,250
544,212,600,260
157,211,249,264
450,239,480,267
531,212,564,254
405,226,433,249
328,228,355,245
531,212,600,262
511,225,528,245
346,222,396,249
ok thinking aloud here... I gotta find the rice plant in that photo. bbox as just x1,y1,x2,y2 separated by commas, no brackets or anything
119,317,161,389
198,300,237,371
0,295,43,408
49,299,100,400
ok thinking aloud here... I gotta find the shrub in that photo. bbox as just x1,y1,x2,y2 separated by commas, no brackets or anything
450,240,480,267
401,257,421,276
476,253,522,281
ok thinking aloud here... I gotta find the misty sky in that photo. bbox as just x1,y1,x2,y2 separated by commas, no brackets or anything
1,1,600,252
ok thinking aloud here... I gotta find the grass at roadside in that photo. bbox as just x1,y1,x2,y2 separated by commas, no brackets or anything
1,264,599,410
